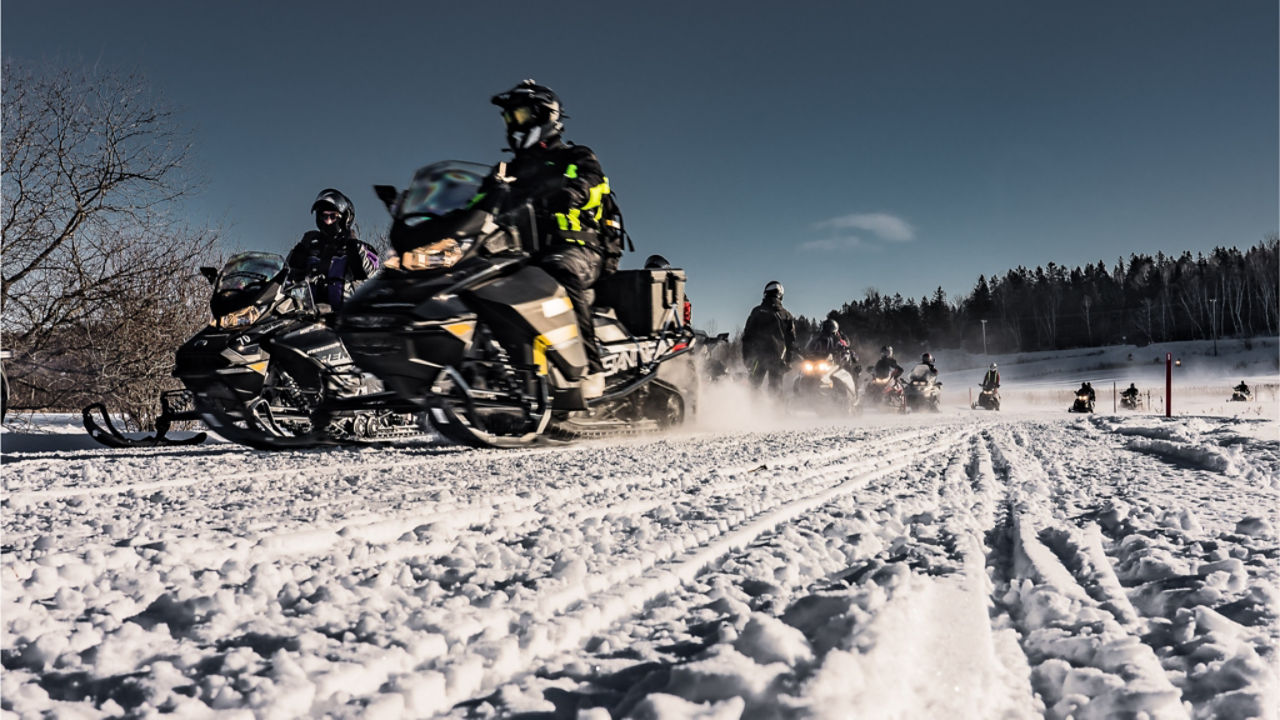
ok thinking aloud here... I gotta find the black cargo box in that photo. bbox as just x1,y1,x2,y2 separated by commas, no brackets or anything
594,268,686,336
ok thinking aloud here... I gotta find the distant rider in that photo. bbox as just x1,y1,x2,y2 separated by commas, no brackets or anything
1234,380,1251,396
918,352,939,379
873,346,903,380
981,363,1000,390
1078,381,1097,403
807,318,859,373
487,80,614,384
286,188,379,313
1122,383,1139,400
741,280,798,394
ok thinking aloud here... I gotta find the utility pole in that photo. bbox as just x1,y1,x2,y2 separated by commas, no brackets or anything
1209,298,1218,356
980,319,988,356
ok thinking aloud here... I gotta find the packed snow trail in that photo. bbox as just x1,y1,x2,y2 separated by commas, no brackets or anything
2,411,1276,719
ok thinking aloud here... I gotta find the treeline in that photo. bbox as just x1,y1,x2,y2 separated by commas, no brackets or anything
796,237,1279,356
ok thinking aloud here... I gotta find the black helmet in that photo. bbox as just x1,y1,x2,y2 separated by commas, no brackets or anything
922,352,934,364
881,345,893,357
821,318,838,334
492,79,564,151
644,254,671,269
311,188,354,237
764,280,783,298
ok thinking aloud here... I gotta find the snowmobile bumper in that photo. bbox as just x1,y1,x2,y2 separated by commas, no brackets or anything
83,390,208,449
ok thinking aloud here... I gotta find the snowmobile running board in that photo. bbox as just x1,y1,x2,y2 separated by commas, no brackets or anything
82,392,208,449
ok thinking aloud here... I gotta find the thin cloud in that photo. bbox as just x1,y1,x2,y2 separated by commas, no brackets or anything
800,236,864,252
812,213,915,243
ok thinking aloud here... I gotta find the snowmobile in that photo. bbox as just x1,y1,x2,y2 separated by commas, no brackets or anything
1120,392,1141,410
790,353,859,415
902,363,942,412
974,385,1000,411
1069,391,1095,413
863,373,906,411
85,252,423,450
1229,386,1252,402
336,160,702,448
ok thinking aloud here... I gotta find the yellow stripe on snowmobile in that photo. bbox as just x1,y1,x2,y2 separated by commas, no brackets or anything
533,335,550,375
444,321,476,341
249,361,268,375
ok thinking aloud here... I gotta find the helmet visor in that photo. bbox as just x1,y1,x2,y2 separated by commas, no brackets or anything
503,105,538,128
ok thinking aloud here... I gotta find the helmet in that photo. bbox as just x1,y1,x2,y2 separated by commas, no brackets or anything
881,345,893,357
311,188,354,236
764,280,783,298
644,254,671,269
922,352,934,364
492,79,564,151
821,318,838,334
990,363,998,370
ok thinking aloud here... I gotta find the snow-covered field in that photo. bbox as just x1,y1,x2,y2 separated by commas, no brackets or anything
2,341,1277,719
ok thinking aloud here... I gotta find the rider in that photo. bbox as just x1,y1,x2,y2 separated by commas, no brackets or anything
1078,381,1097,403
872,346,903,381
488,80,613,384
1122,383,1139,400
918,352,939,379
741,280,798,394
286,189,379,313
807,318,859,373
981,363,1000,390
1234,380,1252,398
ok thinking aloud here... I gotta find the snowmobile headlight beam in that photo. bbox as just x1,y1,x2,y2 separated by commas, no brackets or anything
386,238,473,272
212,305,263,329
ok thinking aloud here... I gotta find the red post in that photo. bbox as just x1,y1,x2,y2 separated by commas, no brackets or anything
1165,352,1172,417
1113,381,1117,413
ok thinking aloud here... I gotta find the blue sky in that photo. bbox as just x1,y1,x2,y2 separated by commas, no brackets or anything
4,1,1276,333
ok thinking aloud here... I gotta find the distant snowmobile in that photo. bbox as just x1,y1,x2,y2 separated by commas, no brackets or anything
974,386,1000,411
903,363,942,412
85,252,424,450
337,160,704,448
790,352,860,415
863,374,906,412
1069,391,1095,413
1229,384,1252,402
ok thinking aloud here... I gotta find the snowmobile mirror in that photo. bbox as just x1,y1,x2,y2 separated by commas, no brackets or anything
199,267,219,285
373,185,400,213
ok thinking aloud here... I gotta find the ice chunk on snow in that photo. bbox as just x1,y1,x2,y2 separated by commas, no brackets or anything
625,693,745,720
1234,516,1274,537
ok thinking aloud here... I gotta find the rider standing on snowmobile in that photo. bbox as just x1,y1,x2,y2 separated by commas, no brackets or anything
981,363,1000,390
873,346,903,380
807,318,859,373
286,189,379,313
742,281,797,394
488,80,613,380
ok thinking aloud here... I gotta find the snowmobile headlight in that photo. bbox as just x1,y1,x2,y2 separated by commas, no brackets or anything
803,361,814,373
818,362,831,372
388,238,473,271
213,305,262,329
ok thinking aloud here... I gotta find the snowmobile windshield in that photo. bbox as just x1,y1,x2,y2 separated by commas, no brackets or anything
398,161,490,223
908,364,934,383
216,252,286,293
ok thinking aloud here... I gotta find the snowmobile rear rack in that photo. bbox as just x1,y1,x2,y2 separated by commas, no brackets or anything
83,390,208,449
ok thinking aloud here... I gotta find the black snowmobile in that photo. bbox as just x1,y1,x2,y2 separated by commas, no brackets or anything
1069,389,1095,413
903,363,942,412
791,353,859,415
337,160,701,448
85,252,423,450
974,385,1000,411
1120,390,1141,410
1229,385,1252,402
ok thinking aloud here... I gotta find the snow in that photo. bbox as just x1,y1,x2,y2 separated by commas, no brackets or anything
2,339,1277,719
